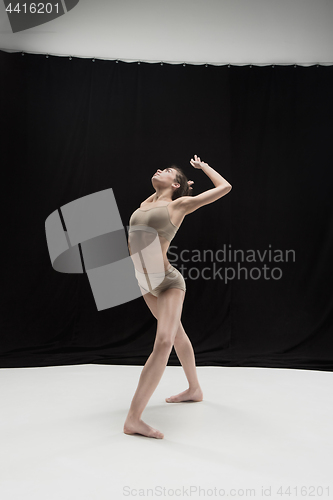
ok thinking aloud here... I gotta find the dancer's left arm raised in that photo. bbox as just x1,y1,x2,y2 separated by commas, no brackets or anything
180,155,232,215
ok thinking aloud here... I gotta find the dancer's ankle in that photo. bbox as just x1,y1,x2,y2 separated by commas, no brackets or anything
189,384,202,392
126,410,142,422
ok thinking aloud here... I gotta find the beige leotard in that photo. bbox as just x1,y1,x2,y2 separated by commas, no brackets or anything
128,203,179,242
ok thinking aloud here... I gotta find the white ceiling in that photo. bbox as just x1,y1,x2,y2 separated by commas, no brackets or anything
1,0,332,65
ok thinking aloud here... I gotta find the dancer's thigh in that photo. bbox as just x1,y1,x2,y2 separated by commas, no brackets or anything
140,286,187,343
155,288,185,346
139,286,159,320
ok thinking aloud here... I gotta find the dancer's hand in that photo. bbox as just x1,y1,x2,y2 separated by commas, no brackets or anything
187,180,194,191
190,154,209,170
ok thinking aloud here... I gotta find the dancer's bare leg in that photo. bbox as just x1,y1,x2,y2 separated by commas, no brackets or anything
166,323,203,403
138,288,203,404
123,287,185,439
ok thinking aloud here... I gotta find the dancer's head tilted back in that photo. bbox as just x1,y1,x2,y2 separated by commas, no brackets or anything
151,165,193,201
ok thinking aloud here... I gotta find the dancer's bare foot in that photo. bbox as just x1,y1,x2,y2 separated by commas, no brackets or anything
165,387,203,403
123,417,164,439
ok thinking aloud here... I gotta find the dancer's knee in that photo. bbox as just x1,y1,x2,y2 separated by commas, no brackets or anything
174,325,187,345
153,334,173,353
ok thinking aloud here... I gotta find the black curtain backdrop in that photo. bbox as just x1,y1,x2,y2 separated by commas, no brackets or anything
1,50,333,370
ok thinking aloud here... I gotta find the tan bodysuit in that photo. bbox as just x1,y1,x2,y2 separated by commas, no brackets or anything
128,203,179,242
128,203,186,297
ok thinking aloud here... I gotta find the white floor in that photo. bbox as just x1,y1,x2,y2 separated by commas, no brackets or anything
0,364,332,500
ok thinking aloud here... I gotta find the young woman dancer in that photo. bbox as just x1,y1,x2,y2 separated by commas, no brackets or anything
124,155,232,439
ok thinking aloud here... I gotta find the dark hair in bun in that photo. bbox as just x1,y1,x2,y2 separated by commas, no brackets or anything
170,165,194,201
